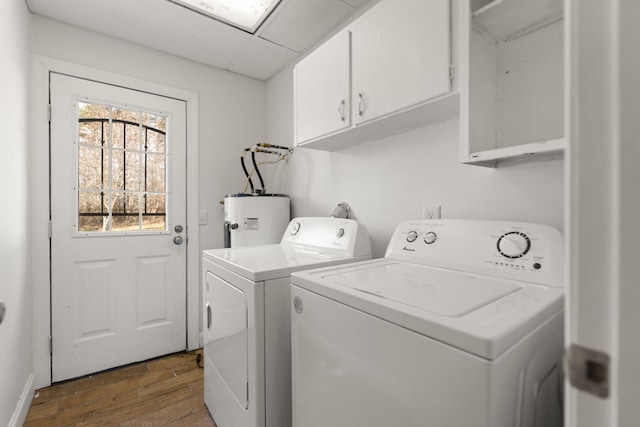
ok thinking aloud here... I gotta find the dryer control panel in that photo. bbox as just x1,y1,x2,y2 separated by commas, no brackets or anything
385,220,564,287
282,217,372,258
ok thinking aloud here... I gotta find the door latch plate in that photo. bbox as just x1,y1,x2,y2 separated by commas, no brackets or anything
566,344,610,398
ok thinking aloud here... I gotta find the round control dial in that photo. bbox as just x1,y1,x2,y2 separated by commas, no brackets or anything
497,231,531,259
290,222,301,235
423,232,437,244
406,231,418,243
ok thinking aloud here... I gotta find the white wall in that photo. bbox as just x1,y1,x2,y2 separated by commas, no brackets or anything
0,0,33,425
266,65,564,258
31,16,266,252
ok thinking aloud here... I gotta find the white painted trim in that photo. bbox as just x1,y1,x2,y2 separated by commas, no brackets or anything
8,372,35,427
30,55,200,388
31,56,52,390
186,90,201,351
567,1,640,425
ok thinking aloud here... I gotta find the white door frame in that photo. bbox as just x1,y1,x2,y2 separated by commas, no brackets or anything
30,55,200,389
566,0,640,425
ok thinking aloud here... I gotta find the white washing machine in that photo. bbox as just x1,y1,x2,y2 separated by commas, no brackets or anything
202,217,372,427
291,219,564,427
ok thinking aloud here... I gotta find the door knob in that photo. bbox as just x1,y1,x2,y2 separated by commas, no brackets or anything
174,225,183,233
174,236,184,245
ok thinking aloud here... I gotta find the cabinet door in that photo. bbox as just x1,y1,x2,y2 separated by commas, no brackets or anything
352,0,451,125
294,29,350,144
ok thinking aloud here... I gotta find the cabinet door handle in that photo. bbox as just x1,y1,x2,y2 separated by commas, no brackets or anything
206,303,211,330
358,93,365,116
338,100,346,121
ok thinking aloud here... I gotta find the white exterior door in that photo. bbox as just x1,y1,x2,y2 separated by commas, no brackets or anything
50,73,188,382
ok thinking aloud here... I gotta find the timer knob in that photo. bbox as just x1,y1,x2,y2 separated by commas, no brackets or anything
406,231,418,243
290,222,301,235
424,232,437,244
497,231,531,259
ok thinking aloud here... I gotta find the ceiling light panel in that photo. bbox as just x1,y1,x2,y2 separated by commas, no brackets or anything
170,0,282,33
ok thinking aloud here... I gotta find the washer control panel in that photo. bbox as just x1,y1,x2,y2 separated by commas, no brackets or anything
405,230,438,244
386,219,564,287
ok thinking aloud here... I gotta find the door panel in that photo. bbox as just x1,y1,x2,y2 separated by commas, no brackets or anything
136,255,171,328
75,260,116,341
50,73,187,381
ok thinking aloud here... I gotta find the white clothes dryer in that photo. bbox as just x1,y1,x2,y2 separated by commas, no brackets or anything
291,219,564,427
202,217,371,427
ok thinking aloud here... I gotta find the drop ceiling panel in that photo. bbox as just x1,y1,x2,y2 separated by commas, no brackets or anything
228,37,299,81
259,0,356,53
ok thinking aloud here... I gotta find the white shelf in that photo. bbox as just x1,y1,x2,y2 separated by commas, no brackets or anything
463,137,566,166
473,0,563,41
460,0,564,168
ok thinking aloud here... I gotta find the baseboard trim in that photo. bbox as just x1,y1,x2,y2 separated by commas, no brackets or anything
9,371,35,427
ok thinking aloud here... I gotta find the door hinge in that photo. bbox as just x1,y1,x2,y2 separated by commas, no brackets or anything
246,382,249,403
48,220,52,238
47,104,52,122
49,336,52,354
449,64,455,81
566,344,610,398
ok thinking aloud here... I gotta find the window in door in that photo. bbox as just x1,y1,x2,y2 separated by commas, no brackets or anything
77,101,169,234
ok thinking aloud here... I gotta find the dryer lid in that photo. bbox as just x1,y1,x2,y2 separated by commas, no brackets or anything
203,244,364,282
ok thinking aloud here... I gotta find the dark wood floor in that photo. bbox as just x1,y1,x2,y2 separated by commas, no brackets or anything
24,350,216,426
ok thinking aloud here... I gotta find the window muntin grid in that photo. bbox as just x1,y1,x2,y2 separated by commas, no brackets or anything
76,101,169,234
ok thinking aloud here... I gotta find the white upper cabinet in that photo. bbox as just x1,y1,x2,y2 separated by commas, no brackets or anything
294,0,457,151
294,29,350,144
351,0,451,125
460,0,565,166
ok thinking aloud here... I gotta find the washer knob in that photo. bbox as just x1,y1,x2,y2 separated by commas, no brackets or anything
497,231,531,259
336,228,345,238
406,231,418,243
424,231,437,244
290,222,301,235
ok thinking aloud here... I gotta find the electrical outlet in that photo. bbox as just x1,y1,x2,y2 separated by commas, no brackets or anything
422,205,441,219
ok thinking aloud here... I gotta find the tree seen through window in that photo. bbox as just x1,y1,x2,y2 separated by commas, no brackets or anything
76,101,168,233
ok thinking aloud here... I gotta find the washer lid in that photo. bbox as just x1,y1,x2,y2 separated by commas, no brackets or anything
292,259,564,360
332,263,521,317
